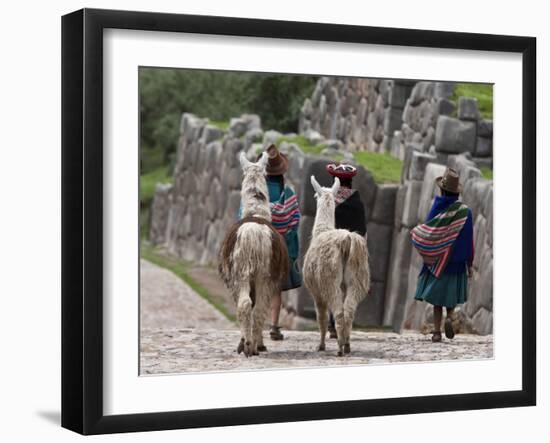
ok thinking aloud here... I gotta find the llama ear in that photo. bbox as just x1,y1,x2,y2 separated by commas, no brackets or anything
257,151,269,170
331,177,341,196
239,151,251,169
311,175,322,195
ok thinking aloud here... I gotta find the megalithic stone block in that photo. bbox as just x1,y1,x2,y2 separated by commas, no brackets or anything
409,151,437,181
382,227,413,330
475,137,493,157
366,222,393,282
388,83,412,109
354,281,386,327
401,180,423,228
458,97,480,121
417,163,447,222
370,184,399,224
477,119,493,137
435,115,477,154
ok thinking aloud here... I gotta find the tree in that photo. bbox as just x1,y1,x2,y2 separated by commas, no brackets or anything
139,67,318,174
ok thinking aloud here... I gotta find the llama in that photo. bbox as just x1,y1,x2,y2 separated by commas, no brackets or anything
303,176,370,356
218,152,289,357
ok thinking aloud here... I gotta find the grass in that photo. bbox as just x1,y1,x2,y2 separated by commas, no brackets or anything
451,83,493,119
276,134,402,184
140,166,173,206
141,243,236,323
353,151,403,184
480,166,493,180
209,120,230,130
140,145,166,173
276,134,325,155
140,207,150,240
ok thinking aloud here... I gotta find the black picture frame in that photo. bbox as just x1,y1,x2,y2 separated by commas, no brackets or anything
61,8,536,435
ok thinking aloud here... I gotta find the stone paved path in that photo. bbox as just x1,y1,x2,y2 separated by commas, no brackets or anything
140,260,493,375
140,329,493,374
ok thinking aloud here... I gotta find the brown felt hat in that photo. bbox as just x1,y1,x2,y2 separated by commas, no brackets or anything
257,144,288,176
436,167,463,194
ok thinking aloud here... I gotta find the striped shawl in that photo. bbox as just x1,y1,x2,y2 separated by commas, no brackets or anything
410,201,469,278
270,186,300,235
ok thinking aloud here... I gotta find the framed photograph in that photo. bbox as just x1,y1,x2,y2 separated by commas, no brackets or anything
62,8,536,435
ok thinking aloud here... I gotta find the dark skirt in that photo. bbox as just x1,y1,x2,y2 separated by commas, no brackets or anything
414,270,468,308
282,258,302,291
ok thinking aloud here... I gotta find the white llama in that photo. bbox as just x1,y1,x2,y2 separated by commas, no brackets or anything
303,175,371,356
218,152,289,357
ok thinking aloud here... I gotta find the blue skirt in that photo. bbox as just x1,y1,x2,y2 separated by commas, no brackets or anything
281,229,301,291
414,270,468,308
282,258,302,291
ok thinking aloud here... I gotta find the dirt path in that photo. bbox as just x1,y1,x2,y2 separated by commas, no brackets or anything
140,259,235,330
186,264,236,319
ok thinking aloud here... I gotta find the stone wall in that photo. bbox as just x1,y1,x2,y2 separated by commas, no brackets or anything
299,77,415,154
300,78,493,171
392,81,494,171
149,113,254,264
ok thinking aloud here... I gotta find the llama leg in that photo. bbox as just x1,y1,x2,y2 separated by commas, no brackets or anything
251,282,272,355
315,302,328,351
331,290,345,357
236,283,253,357
342,287,362,354
334,308,345,356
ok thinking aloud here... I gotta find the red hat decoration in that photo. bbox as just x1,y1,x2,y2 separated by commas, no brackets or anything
326,163,357,180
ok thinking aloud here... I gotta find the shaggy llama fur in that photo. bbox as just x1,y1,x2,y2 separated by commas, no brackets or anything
218,152,289,357
303,176,371,356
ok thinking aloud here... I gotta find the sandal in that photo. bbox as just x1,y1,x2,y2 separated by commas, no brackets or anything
431,330,442,343
269,325,284,341
444,317,455,339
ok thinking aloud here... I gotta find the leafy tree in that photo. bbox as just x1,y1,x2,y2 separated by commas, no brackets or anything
242,73,318,133
139,68,318,174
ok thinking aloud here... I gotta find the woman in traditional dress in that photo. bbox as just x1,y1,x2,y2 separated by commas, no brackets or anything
325,163,367,339
411,168,474,342
239,144,302,341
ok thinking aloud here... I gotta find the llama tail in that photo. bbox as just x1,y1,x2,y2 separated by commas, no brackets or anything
232,222,272,281
345,232,371,295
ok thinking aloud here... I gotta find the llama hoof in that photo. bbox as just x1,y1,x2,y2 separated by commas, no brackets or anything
243,341,253,357
337,350,344,357
237,338,245,354
257,345,267,352
317,344,326,351
343,343,351,354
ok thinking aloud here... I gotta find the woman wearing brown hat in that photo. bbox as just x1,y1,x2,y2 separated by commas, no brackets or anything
410,168,474,343
239,144,302,341
325,163,367,339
